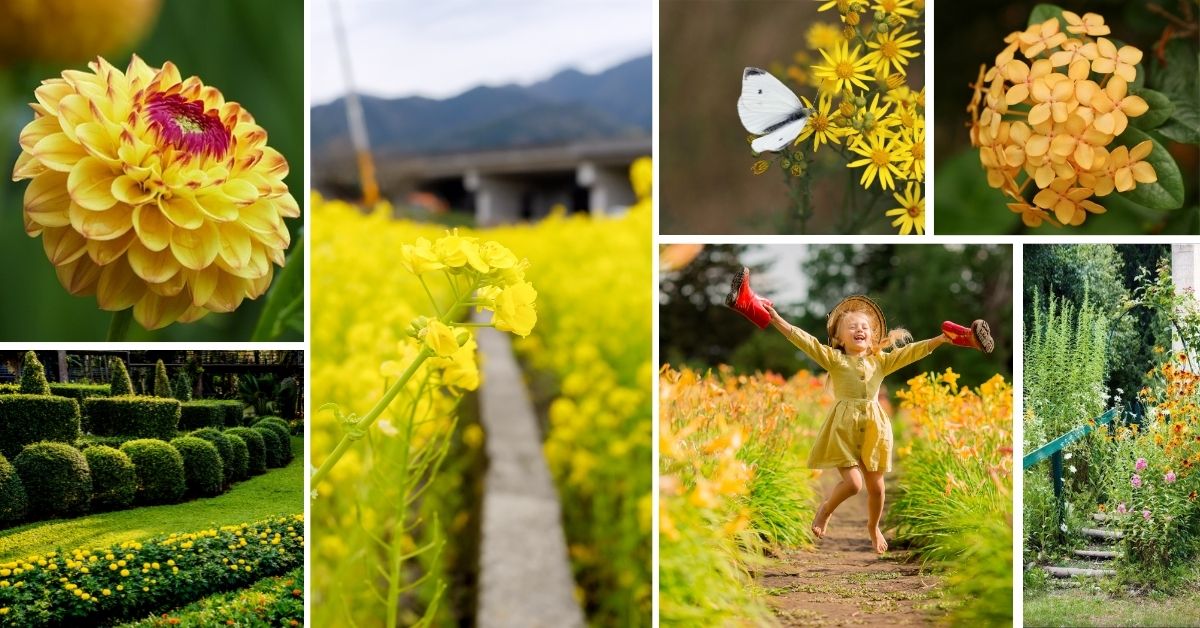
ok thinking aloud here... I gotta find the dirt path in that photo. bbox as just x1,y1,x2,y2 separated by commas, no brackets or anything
756,471,945,626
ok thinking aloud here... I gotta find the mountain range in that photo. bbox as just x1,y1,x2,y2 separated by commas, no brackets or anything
310,54,650,163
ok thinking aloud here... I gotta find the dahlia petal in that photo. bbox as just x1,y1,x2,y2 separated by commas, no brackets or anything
75,122,121,166
70,201,134,241
221,179,259,204
192,192,238,222
206,270,249,313
217,222,252,269
169,221,221,271
247,271,273,300
258,147,289,178
55,257,102,297
132,204,174,252
275,193,301,219
32,133,89,173
157,195,204,229
34,81,74,117
112,175,154,205
85,230,136,266
13,151,49,180
146,270,187,297
18,115,62,153
42,226,89,266
55,94,92,143
96,259,146,311
126,55,157,87
190,266,220,307
133,291,192,330
127,241,181,284
24,172,73,229
238,200,281,234
67,157,119,210
176,307,210,324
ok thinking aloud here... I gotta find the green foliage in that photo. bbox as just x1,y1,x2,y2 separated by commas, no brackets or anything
121,567,304,627
0,394,82,459
0,452,27,523
153,360,171,398
178,401,225,431
76,435,137,451
252,238,306,341
223,428,265,476
253,417,293,463
214,400,245,427
0,515,304,627
18,351,50,395
83,445,137,510
1112,127,1184,210
188,428,233,485
169,436,224,497
120,439,186,505
110,358,134,397
944,519,1014,626
86,397,182,441
253,426,285,469
12,442,92,518
172,371,193,402
222,434,250,482
738,439,814,548
47,383,111,402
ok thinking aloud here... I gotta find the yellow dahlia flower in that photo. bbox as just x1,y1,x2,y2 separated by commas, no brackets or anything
0,0,161,65
13,56,299,330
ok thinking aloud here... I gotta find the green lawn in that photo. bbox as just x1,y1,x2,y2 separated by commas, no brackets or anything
0,436,302,560
1026,588,1200,627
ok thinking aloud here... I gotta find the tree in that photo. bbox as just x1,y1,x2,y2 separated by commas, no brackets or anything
172,371,193,402
110,357,134,397
153,360,171,398
18,351,50,395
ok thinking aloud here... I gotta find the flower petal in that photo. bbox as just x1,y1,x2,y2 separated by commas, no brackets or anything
67,156,118,211
96,259,146,311
69,201,134,241
169,221,221,270
127,240,182,284
111,175,155,206
55,257,101,296
217,222,253,269
42,226,89,266
24,171,73,229
132,205,174,252
133,291,193,330
32,133,90,173
157,195,205,230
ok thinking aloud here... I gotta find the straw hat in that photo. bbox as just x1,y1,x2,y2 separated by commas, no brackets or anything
826,295,886,347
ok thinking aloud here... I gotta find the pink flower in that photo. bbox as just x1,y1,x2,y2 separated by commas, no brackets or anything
1116,503,1127,515
1131,474,1142,488
1143,509,1151,520
1165,471,1177,484
1135,457,1148,471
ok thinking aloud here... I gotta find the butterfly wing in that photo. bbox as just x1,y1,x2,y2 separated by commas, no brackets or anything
738,67,803,134
750,116,810,154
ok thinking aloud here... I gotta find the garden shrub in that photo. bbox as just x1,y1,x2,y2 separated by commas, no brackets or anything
110,357,134,396
224,428,265,475
0,383,17,394
13,441,92,518
86,396,181,440
253,417,293,462
153,359,171,397
48,383,111,403
121,568,304,627
253,426,285,469
215,399,245,427
76,435,137,450
120,439,186,504
83,445,137,510
189,428,234,485
18,350,50,395
0,394,82,459
172,371,193,401
0,452,27,523
170,436,224,497
223,433,250,482
178,400,225,431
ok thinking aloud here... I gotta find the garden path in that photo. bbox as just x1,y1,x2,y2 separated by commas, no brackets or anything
756,471,944,626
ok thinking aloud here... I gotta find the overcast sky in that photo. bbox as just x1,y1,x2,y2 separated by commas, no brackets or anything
310,0,652,105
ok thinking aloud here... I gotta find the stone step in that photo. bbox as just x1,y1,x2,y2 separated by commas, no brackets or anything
1080,527,1123,540
1091,512,1129,522
1073,549,1119,560
1044,565,1117,578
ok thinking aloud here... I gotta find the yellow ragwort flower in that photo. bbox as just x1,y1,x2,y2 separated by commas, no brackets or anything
872,0,918,19
812,39,874,94
847,133,903,191
806,22,843,52
13,56,299,329
863,29,921,76
795,94,847,151
885,182,924,235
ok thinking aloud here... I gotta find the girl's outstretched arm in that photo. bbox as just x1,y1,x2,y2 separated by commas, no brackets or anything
881,333,949,375
766,305,838,371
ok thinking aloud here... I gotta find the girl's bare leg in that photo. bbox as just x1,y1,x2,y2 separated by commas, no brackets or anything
863,469,888,553
812,466,863,538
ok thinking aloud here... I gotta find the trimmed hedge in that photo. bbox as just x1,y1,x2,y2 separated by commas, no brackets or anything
0,452,27,523
83,445,137,510
179,401,225,431
223,433,250,481
224,428,265,475
253,426,286,469
86,396,181,440
19,351,50,395
13,442,92,517
214,400,245,427
170,436,224,497
189,428,234,485
48,383,111,403
110,357,134,396
0,394,82,459
120,439,186,504
0,383,18,394
253,418,293,463
76,435,138,451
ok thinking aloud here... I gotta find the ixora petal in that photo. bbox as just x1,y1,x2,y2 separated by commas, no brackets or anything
11,55,300,331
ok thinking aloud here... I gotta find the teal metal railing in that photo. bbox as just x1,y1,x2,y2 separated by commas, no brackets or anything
1023,407,1121,532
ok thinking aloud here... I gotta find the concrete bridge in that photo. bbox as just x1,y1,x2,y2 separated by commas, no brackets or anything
316,137,651,226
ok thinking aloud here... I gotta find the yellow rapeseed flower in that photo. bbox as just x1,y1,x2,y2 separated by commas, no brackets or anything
492,281,538,337
13,56,299,329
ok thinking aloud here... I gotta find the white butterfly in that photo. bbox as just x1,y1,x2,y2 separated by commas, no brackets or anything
738,67,814,154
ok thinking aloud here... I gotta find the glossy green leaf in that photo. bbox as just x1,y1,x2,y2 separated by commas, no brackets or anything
1112,126,1185,210
1130,88,1174,130
1028,4,1066,29
251,237,305,341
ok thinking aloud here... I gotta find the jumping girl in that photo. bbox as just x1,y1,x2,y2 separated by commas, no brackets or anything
725,267,993,553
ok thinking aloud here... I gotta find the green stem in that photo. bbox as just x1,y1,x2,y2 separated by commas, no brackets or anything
107,309,133,342
418,276,443,316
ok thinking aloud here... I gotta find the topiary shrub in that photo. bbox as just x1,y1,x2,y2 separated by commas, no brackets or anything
153,360,171,398
172,371,193,402
253,418,293,463
110,357,134,397
170,436,223,497
215,400,245,427
51,384,112,433
224,428,265,476
253,426,285,469
0,395,82,459
0,452,27,523
76,435,137,451
85,396,181,440
82,445,136,510
189,428,233,485
0,383,18,394
119,439,185,504
178,401,225,431
222,433,250,482
18,351,50,395
13,442,91,517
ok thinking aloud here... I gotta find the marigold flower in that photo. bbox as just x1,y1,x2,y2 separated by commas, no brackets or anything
12,56,299,330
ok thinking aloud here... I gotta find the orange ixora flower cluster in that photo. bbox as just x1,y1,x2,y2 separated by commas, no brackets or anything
968,11,1156,227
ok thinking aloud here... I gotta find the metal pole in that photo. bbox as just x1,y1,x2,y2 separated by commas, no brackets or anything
329,0,380,206
1052,449,1064,538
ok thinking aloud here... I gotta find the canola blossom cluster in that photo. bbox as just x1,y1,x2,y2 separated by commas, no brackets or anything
968,11,1156,227
13,56,299,330
765,0,925,234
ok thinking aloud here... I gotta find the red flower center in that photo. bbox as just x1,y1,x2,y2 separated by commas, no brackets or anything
145,93,230,159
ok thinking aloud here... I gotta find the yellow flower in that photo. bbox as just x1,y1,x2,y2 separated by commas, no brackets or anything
885,182,924,235
751,159,769,175
1019,18,1067,58
120,569,130,577
421,320,460,357
399,237,444,275
12,56,299,330
1088,77,1149,136
479,241,517,269
863,29,921,76
492,281,538,337
1088,37,1142,82
1032,180,1105,226
433,229,488,273
1062,11,1109,36
847,134,903,191
0,0,162,65
1008,201,1058,228
1111,141,1158,192
812,39,874,93
795,94,847,151
431,337,480,391
893,124,924,181
806,22,843,51
873,0,918,19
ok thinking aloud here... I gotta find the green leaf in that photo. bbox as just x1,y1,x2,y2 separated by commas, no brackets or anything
1028,4,1066,29
1130,88,1174,130
251,237,305,341
1159,100,1200,144
1111,126,1185,210
1148,38,1200,144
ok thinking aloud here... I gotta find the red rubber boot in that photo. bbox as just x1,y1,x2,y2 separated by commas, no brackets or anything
725,267,772,329
942,320,994,353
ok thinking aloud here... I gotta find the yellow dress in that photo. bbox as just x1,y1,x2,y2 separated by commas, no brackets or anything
781,325,939,472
